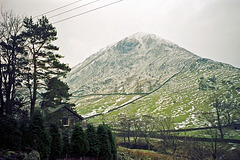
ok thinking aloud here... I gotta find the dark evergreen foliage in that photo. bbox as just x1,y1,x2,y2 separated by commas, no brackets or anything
22,16,70,117
70,124,89,158
1,12,120,160
49,123,62,160
106,125,117,160
41,77,72,109
86,124,100,158
19,115,31,151
0,116,21,150
97,124,112,160
0,13,71,118
29,110,51,159
61,129,71,158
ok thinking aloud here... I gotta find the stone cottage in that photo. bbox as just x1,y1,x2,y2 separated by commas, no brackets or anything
46,105,84,128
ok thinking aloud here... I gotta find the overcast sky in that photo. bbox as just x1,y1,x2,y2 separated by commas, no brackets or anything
1,0,240,68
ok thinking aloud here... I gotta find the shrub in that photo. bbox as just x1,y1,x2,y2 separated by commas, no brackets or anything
0,116,21,151
106,125,117,160
71,124,89,158
29,110,51,159
97,124,112,160
49,123,62,160
61,129,71,158
19,115,31,151
86,124,100,158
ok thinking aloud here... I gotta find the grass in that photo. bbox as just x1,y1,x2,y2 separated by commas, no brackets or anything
118,146,176,160
116,133,240,160
72,62,240,132
68,59,240,159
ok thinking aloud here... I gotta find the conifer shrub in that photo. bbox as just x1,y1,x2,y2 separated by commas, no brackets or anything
0,116,21,151
106,125,117,160
86,124,100,158
19,115,31,151
49,123,62,160
97,124,112,160
29,110,51,159
61,129,71,158
71,124,89,158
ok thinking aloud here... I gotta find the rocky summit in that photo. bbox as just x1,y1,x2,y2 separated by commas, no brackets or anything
64,32,240,128
66,32,198,95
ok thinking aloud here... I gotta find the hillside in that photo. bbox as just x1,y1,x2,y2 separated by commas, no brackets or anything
64,32,240,128
66,32,198,95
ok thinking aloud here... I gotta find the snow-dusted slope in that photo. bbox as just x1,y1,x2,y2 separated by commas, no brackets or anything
65,32,199,95
64,33,240,128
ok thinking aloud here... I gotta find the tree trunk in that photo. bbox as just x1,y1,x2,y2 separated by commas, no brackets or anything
5,57,12,115
30,53,37,117
134,136,138,145
127,130,131,144
0,60,4,117
211,138,217,160
216,107,224,139
144,135,150,150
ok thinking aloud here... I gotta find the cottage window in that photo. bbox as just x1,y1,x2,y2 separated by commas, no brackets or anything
62,117,70,126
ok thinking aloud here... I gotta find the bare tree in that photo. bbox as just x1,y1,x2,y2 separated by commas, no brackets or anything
117,113,132,146
204,128,231,160
206,128,219,160
131,116,141,145
204,94,239,140
155,116,179,155
139,115,157,150
0,11,26,117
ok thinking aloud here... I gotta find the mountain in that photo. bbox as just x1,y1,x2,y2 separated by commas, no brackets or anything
66,32,198,95
65,32,240,128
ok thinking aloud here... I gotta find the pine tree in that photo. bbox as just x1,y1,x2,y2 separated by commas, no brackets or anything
49,123,62,160
22,16,70,117
86,124,100,158
71,124,89,158
97,124,112,160
41,77,72,109
29,110,51,159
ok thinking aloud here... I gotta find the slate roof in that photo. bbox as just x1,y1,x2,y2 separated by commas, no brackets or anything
51,105,84,120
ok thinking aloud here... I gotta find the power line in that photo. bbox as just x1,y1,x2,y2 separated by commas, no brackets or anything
53,0,123,24
49,0,100,19
33,0,83,18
